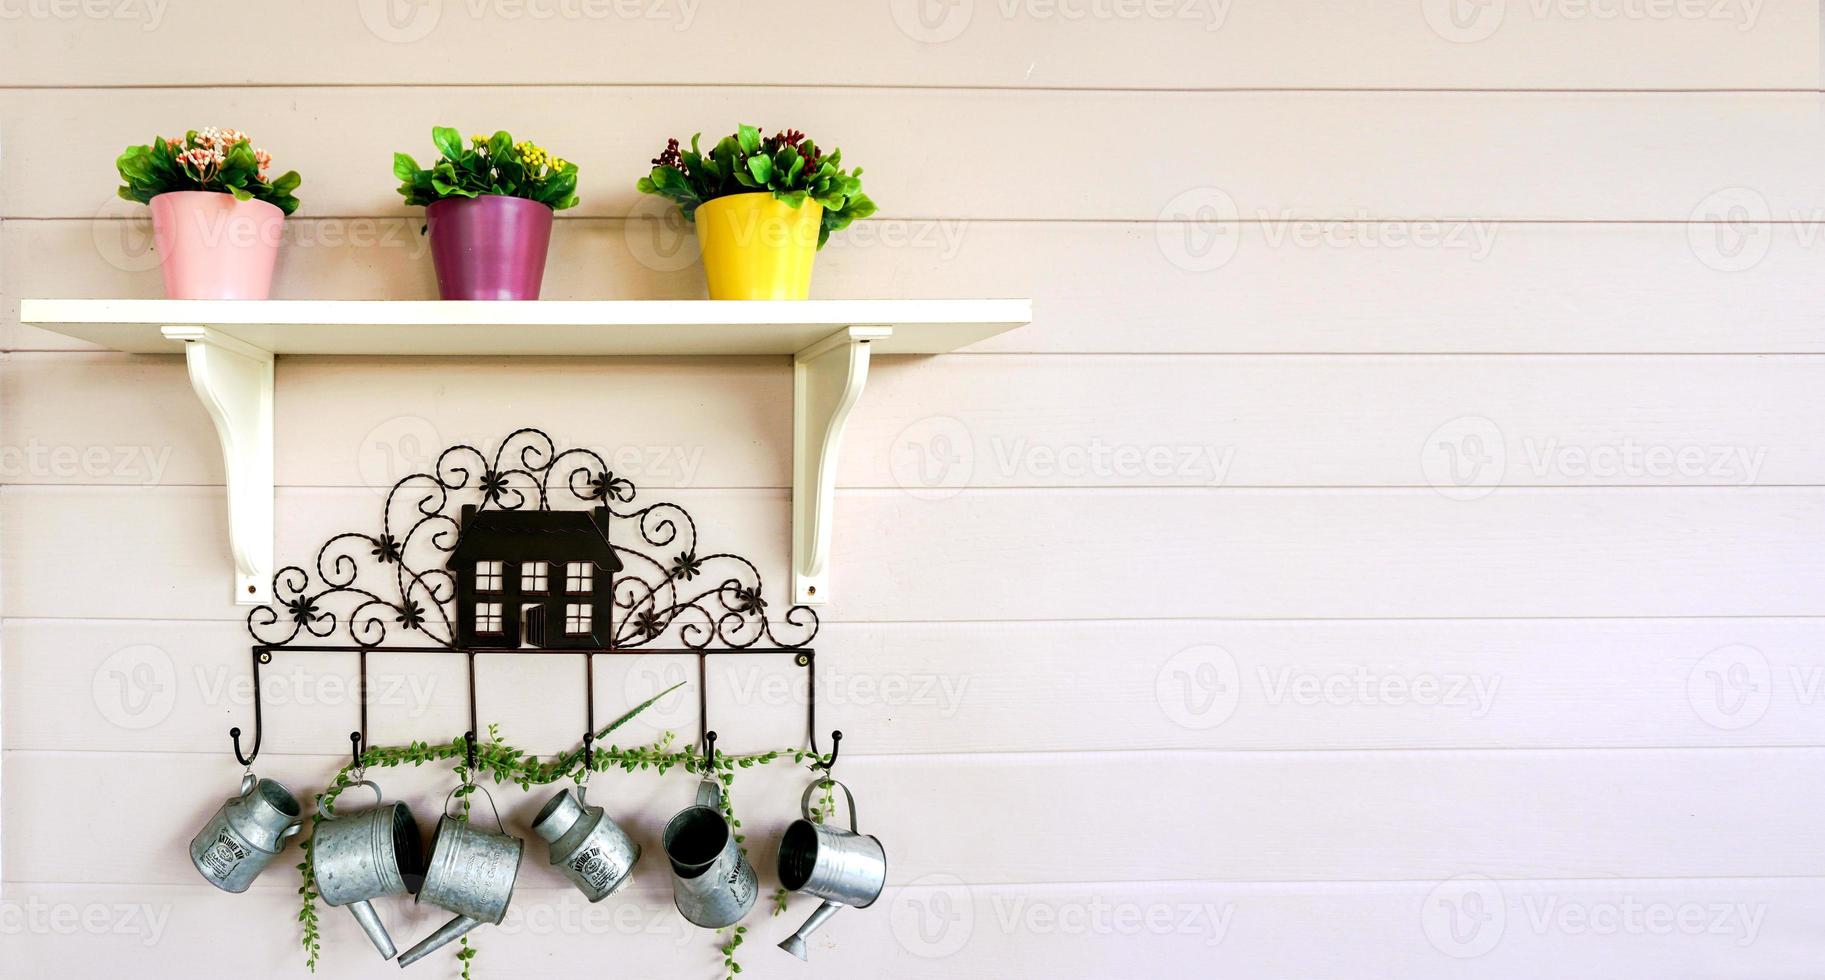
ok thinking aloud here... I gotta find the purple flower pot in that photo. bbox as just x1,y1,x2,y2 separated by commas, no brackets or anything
425,195,554,300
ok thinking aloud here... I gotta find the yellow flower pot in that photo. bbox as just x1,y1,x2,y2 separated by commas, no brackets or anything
694,192,823,300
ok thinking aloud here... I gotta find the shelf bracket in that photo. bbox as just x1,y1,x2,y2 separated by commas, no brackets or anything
162,326,274,605
793,325,891,605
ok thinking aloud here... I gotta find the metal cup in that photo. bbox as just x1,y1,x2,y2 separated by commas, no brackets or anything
312,780,425,959
776,780,887,960
190,772,305,893
662,779,758,928
397,786,523,968
532,785,640,903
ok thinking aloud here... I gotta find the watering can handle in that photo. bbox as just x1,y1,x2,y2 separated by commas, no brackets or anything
321,779,383,820
800,779,859,833
695,779,722,810
443,783,507,834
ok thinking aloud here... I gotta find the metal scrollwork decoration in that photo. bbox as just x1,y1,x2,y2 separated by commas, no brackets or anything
247,427,818,652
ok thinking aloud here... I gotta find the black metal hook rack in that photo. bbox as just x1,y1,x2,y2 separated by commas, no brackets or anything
231,428,838,771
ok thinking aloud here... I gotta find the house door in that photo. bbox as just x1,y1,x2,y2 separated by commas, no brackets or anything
521,604,546,648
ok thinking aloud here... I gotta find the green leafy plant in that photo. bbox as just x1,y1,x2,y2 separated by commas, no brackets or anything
637,124,876,248
116,128,301,215
295,686,825,979
394,126,580,211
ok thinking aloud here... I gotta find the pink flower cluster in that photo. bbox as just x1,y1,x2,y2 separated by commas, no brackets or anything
164,127,275,183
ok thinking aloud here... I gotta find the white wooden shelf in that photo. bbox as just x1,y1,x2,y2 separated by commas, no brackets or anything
21,299,1031,607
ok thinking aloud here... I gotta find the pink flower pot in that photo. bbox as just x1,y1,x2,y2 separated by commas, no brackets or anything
425,195,554,300
148,191,285,300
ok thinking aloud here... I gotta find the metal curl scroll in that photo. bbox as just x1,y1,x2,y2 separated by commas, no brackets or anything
228,428,823,768
247,427,817,652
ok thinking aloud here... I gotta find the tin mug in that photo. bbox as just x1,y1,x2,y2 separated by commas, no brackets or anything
397,785,523,968
190,771,305,893
311,780,425,959
776,780,887,960
532,784,640,903
662,779,758,928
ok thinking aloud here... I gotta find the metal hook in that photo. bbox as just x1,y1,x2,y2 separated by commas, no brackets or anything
702,730,719,775
579,730,595,786
463,730,477,771
229,725,259,767
348,731,365,772
230,648,269,767
808,729,843,774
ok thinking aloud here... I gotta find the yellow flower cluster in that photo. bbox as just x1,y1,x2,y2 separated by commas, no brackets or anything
512,140,568,173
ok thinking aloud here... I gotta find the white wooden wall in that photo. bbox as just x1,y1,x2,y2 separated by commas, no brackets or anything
3,3,1824,977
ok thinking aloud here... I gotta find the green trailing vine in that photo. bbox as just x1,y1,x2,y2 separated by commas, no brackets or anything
295,683,832,978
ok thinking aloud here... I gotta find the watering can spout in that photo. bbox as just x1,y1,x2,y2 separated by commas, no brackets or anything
397,914,481,968
348,899,397,959
778,900,841,960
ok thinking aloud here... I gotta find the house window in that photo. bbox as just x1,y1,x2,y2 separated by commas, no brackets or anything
566,562,593,593
565,603,593,634
476,561,503,592
520,561,549,593
476,602,503,634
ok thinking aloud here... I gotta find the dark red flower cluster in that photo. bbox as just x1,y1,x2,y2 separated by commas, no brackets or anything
651,137,683,168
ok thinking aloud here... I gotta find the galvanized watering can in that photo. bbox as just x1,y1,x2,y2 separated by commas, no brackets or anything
662,779,758,928
776,780,887,960
397,786,523,968
189,771,305,893
533,785,640,903
311,780,425,959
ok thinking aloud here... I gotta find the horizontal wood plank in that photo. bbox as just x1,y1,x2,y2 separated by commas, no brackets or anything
0,877,1814,979
5,90,1821,220
6,748,1822,887
5,351,1822,489
10,218,1824,355
9,617,1825,755
3,485,1821,622
0,0,1814,90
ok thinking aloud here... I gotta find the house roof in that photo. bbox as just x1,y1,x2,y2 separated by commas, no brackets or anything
447,505,624,572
